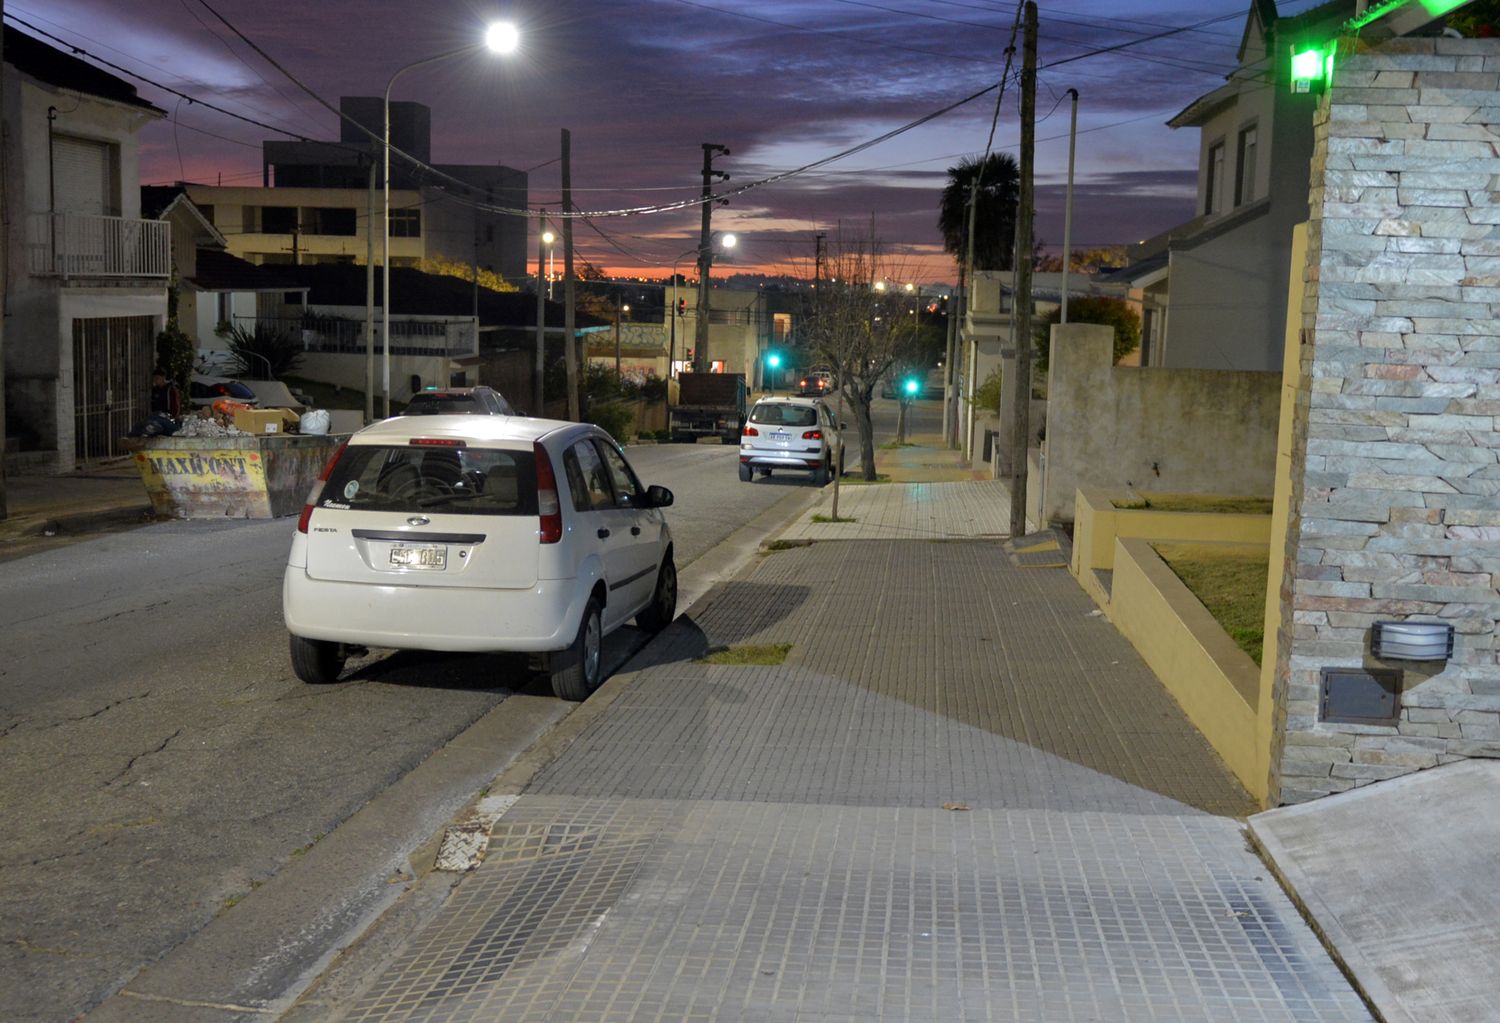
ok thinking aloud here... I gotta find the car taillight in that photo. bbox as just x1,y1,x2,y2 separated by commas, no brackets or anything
802,430,822,440
409,437,465,447
297,440,348,533
742,426,759,437
534,441,562,544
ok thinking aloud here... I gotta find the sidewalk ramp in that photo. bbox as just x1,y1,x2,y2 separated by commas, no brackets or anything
1249,760,1500,1023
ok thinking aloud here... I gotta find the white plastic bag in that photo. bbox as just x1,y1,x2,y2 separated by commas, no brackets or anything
300,408,330,435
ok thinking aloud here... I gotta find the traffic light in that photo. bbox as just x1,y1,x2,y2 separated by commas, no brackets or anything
903,377,920,398
685,348,694,363
677,297,687,316
767,352,782,369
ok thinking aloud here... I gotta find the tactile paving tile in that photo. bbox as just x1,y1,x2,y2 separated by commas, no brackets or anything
340,798,1372,1023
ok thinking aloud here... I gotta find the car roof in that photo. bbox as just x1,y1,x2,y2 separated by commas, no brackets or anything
408,386,493,397
349,414,594,446
752,395,822,407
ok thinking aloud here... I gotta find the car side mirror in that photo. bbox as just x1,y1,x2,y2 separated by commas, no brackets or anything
646,484,674,508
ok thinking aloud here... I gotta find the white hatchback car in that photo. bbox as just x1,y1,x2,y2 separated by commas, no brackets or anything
738,396,844,485
283,415,676,700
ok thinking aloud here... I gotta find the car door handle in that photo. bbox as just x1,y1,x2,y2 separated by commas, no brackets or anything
631,526,641,536
597,528,611,539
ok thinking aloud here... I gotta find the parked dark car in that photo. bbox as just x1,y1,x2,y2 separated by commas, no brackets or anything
401,386,515,416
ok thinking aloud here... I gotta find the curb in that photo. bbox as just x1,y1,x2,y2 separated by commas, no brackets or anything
0,503,156,542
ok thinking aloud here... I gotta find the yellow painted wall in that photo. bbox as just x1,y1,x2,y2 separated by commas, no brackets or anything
1071,487,1273,574
1111,538,1265,801
1258,221,1309,806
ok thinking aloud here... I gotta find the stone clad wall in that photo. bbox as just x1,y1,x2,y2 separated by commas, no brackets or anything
1273,36,1500,804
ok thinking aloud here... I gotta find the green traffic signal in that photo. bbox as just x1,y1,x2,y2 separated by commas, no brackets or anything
767,352,782,369
903,378,919,396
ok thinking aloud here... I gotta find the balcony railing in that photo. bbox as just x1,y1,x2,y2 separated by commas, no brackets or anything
235,316,478,358
26,211,171,279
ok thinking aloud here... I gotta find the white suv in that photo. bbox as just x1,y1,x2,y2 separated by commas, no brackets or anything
738,396,844,485
282,415,676,700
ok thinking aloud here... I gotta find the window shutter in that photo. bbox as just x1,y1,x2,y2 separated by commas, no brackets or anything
52,136,114,215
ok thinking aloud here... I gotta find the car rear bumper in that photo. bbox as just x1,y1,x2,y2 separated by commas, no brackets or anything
282,569,587,653
740,451,823,470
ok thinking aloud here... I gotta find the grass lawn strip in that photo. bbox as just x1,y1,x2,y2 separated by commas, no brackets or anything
1152,542,1268,666
698,643,793,666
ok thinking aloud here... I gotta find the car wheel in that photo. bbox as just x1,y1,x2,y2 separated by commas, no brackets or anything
814,457,829,487
290,635,346,684
635,557,677,634
549,597,603,701
739,462,753,482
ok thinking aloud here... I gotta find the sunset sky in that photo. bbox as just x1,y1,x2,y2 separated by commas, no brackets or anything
9,0,1327,284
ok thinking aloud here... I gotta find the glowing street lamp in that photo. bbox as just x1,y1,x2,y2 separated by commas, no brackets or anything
382,21,518,416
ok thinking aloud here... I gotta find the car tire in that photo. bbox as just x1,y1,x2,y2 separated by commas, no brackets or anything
814,458,829,486
635,557,677,634
739,462,753,482
550,597,603,701
290,635,346,684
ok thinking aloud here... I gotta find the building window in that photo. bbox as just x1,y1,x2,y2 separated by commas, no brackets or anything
391,209,421,238
1205,141,1225,216
1235,126,1257,206
303,207,357,236
258,206,297,234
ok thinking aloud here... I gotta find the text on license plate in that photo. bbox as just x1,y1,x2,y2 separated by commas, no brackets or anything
390,544,447,570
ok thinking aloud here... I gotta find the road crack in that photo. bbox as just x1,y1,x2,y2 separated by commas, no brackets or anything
50,690,153,728
106,727,183,785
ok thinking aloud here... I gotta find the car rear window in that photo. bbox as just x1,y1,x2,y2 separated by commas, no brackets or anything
403,394,485,414
750,404,818,427
319,445,536,515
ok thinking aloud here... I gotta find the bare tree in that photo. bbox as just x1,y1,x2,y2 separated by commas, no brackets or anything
804,222,926,481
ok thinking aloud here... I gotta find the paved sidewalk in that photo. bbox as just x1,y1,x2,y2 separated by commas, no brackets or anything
0,459,152,540
292,516,1369,1020
783,479,1009,542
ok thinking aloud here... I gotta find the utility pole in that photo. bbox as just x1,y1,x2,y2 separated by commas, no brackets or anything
534,216,546,416
1008,1,1037,538
942,286,957,448
1060,88,1078,325
365,155,375,423
614,284,623,378
814,231,825,286
694,142,729,372
562,129,578,421
1,0,8,520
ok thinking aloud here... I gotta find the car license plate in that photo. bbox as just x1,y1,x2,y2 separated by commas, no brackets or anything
390,544,447,570
772,430,790,446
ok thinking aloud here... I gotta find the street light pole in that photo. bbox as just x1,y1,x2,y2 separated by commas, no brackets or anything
381,23,518,418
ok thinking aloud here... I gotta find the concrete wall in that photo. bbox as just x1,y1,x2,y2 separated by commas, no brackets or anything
1271,37,1500,804
1041,323,1280,524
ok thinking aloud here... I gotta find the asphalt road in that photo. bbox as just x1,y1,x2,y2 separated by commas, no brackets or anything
0,439,805,1023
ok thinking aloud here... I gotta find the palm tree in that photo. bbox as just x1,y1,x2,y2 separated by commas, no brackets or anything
937,153,1021,273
